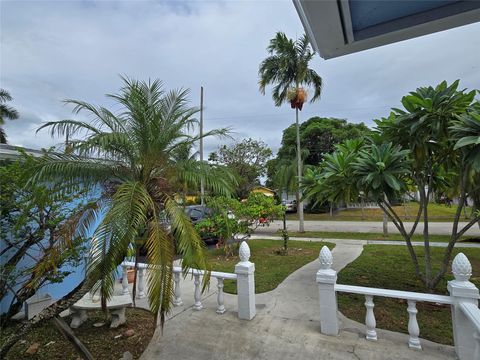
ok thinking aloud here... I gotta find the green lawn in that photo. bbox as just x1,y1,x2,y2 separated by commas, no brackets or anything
286,202,475,222
207,239,335,294
337,245,480,345
282,231,479,243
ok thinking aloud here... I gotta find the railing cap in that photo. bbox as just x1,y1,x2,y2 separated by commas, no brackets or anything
452,252,472,282
319,246,333,270
239,241,251,262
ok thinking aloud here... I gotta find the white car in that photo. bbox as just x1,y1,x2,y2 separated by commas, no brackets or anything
283,200,297,212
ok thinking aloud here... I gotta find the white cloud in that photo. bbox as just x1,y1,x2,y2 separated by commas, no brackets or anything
1,0,479,152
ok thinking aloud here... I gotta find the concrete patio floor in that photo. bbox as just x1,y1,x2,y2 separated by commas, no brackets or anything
134,242,456,360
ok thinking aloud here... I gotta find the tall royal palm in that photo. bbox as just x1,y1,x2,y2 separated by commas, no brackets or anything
259,32,323,232
35,77,235,325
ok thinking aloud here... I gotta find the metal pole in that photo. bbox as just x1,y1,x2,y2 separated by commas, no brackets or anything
200,86,205,206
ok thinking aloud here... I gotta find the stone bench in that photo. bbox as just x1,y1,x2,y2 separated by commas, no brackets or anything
70,293,132,329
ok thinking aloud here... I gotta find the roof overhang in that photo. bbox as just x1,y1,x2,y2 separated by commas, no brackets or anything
293,0,480,59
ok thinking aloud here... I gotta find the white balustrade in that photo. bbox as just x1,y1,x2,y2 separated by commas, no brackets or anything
364,295,377,341
216,277,226,314
193,273,203,310
407,300,421,350
173,271,183,306
317,250,480,360
121,263,129,295
136,268,146,299
119,241,255,321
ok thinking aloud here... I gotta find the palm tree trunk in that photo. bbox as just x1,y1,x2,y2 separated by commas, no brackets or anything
295,107,304,232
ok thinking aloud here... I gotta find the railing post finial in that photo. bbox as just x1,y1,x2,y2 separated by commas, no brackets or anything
452,253,472,282
239,241,251,263
319,245,333,270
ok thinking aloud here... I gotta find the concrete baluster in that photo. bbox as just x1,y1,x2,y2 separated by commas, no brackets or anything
235,241,256,320
136,267,146,299
121,263,129,295
448,253,480,360
216,277,226,314
194,273,203,310
407,300,421,350
316,246,339,335
365,295,377,341
474,331,480,360
173,271,183,306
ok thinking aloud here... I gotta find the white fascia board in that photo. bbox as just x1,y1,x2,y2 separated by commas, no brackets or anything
294,0,480,59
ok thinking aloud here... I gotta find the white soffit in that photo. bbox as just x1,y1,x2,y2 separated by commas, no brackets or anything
293,0,480,59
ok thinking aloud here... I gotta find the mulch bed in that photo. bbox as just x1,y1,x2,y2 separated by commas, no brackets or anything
1,308,155,359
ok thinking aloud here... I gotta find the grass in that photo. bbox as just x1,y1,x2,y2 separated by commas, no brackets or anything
336,245,480,345
282,231,479,243
286,202,475,222
1,308,155,359
207,239,335,294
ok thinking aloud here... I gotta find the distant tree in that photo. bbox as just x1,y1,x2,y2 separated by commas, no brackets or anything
277,117,371,166
209,138,272,198
259,32,323,232
0,89,19,144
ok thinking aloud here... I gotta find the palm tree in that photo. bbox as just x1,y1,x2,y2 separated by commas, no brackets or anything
34,77,236,325
0,89,20,143
259,32,323,232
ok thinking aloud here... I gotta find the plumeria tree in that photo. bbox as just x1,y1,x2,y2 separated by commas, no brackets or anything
303,81,480,290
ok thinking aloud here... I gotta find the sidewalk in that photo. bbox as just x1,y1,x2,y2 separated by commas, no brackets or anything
139,242,455,360
250,234,480,248
255,220,480,236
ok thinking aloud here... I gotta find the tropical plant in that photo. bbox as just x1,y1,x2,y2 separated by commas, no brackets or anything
195,193,283,255
0,153,89,325
302,139,365,216
303,81,480,290
259,32,323,232
373,81,478,289
0,77,237,357
0,89,20,144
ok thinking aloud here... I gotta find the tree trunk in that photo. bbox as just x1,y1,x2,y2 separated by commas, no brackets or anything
361,197,365,220
382,193,388,236
53,317,94,360
420,185,432,290
0,279,92,358
295,107,304,232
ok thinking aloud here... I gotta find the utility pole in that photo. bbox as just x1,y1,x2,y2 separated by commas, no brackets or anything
200,86,205,206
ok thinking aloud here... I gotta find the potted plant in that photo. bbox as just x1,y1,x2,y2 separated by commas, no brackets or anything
126,245,136,284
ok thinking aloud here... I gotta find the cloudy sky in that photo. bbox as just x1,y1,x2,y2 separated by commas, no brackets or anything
1,0,479,156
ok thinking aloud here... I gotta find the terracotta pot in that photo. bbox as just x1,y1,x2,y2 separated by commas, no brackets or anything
127,268,136,283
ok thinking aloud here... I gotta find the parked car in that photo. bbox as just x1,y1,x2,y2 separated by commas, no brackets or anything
185,205,213,224
283,199,297,213
185,205,219,245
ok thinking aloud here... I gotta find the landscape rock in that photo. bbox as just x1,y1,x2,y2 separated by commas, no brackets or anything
119,351,133,360
93,322,105,328
124,329,135,337
25,342,40,354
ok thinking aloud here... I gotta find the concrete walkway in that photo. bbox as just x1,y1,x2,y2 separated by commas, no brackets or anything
256,220,480,236
138,241,456,360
